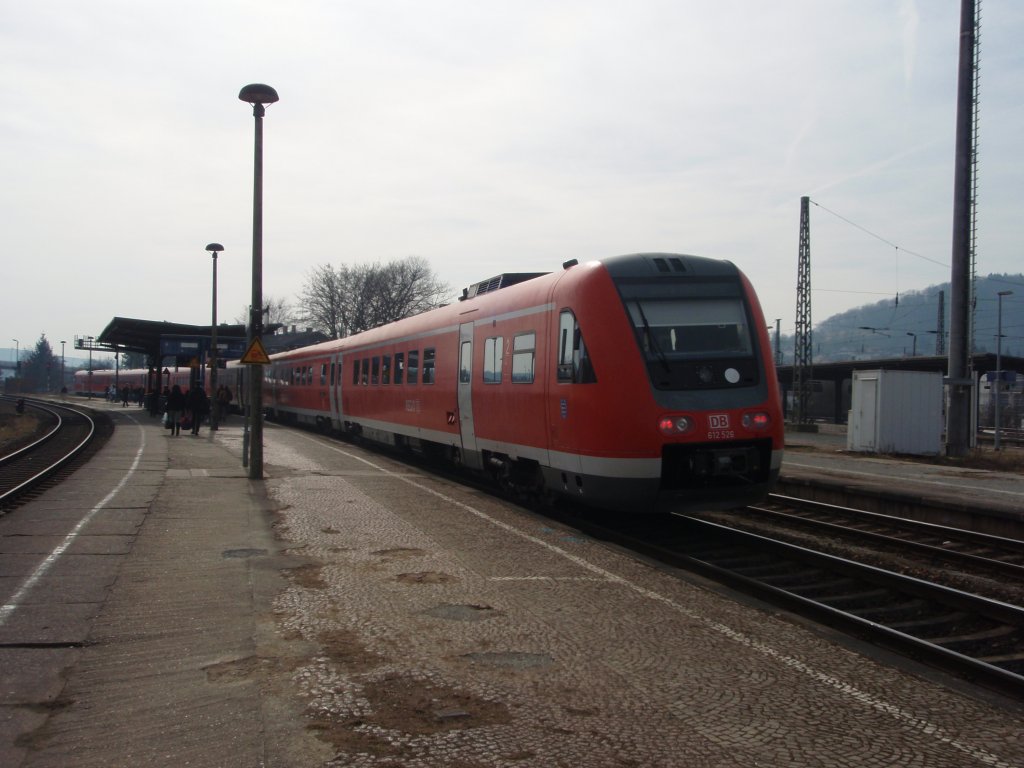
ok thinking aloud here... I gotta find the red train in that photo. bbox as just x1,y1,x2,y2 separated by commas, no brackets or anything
73,368,195,398
229,253,784,513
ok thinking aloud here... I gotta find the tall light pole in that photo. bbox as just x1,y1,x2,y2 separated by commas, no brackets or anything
239,83,278,479
60,341,66,395
206,242,225,430
86,336,94,398
11,339,18,373
906,332,918,357
994,290,1013,451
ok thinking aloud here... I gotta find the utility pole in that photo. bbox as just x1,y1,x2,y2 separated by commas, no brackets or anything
946,0,979,457
935,290,946,355
792,196,813,426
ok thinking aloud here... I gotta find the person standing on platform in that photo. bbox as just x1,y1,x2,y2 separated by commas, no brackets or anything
166,385,186,437
188,386,209,435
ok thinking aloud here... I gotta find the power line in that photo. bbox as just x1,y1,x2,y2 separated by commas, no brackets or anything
809,199,950,268
814,288,896,296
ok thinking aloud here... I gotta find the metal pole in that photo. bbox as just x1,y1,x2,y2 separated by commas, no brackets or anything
212,251,218,427
249,106,264,478
946,0,977,457
207,243,224,430
60,341,65,395
995,290,1012,450
239,84,278,480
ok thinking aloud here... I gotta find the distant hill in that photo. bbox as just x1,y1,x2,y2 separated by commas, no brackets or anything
779,274,1024,363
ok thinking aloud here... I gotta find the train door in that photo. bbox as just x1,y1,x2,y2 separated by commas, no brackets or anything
457,323,483,470
328,353,343,429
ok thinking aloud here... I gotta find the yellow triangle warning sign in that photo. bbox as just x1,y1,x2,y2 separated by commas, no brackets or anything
239,337,272,365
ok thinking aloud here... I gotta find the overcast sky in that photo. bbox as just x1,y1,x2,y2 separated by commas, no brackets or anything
2,0,1022,363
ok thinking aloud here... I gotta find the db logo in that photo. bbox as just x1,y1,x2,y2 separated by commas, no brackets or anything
709,414,730,429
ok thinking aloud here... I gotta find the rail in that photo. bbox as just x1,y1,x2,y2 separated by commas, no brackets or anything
0,397,99,510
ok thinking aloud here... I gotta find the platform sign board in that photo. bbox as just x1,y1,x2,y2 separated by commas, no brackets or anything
239,337,272,365
160,335,247,362
160,336,203,357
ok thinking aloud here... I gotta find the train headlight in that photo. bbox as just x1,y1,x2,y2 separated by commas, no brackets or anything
742,412,771,430
659,415,694,435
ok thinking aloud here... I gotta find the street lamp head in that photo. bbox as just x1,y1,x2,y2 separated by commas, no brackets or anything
239,84,279,116
998,290,1013,297
206,243,224,254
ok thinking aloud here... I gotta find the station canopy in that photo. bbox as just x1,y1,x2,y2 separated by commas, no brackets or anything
96,317,248,360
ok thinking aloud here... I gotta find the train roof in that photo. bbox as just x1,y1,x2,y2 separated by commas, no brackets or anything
253,253,745,363
461,272,548,300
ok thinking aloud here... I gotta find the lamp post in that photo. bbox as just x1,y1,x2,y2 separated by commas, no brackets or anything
206,242,225,430
86,336,94,398
994,290,1013,451
239,83,278,480
60,340,66,395
11,340,18,393
906,332,918,357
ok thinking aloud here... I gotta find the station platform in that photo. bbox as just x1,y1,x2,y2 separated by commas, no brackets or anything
1,404,1022,767
781,425,1024,538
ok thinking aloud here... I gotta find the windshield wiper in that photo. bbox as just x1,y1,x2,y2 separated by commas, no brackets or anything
634,302,671,374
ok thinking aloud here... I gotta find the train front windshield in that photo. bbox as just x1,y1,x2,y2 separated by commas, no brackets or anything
619,282,760,391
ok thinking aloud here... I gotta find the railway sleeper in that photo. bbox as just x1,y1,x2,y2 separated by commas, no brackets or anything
931,624,1021,650
855,599,937,624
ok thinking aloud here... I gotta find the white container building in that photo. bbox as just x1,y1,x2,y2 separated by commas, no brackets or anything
847,369,944,455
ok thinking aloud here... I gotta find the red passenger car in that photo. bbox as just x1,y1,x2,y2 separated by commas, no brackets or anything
232,253,784,513
73,368,195,398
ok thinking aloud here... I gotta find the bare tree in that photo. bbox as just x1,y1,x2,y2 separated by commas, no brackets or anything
300,257,450,338
234,294,297,332
265,296,297,331
359,257,450,332
300,264,347,338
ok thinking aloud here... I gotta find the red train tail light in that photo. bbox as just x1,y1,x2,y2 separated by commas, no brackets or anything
742,412,771,430
659,415,694,435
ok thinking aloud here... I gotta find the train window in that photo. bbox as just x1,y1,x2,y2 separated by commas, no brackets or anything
483,336,503,383
626,298,752,358
308,366,314,384
408,350,419,384
557,311,597,384
371,357,380,385
512,332,535,383
360,358,369,385
382,355,391,385
330,362,335,386
352,358,360,386
394,352,404,384
459,342,472,383
422,348,436,384
321,363,327,386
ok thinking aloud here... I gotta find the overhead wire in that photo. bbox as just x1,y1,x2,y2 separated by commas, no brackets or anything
808,199,951,269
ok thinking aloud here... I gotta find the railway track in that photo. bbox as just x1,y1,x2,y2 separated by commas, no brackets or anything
753,495,1024,581
0,397,111,512
552,502,1024,702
